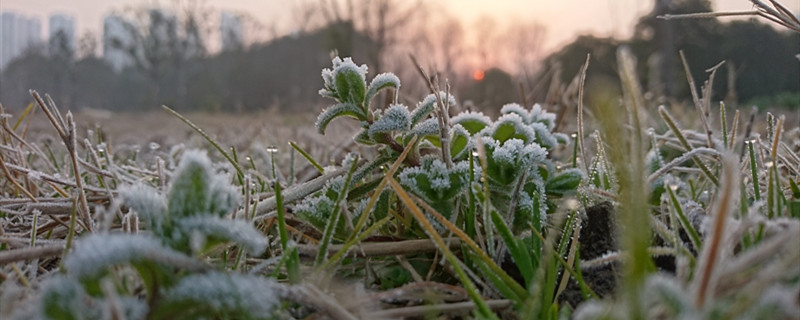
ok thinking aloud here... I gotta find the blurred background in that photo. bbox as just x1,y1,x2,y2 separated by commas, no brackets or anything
0,0,798,114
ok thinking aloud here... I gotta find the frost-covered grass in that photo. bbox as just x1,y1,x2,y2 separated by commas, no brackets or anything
1,48,799,320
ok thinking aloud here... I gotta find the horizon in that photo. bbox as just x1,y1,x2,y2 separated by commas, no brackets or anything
1,0,786,57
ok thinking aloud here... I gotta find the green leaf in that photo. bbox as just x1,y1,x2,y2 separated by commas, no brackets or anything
450,125,470,160
366,72,400,107
545,168,583,197
451,112,491,135
315,103,366,134
368,104,411,139
334,63,367,106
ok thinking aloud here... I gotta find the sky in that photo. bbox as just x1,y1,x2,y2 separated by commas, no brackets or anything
1,0,796,53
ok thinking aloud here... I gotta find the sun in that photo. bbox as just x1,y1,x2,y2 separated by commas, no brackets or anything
472,69,485,81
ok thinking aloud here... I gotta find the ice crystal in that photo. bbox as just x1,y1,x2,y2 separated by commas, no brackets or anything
398,157,470,204
410,91,457,125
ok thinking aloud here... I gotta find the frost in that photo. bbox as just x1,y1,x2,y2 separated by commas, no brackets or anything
530,122,557,149
487,113,537,144
39,276,84,320
319,57,368,104
500,103,531,123
64,234,197,279
410,91,456,125
120,183,168,233
315,103,365,134
163,272,280,317
177,216,268,255
368,104,411,138
410,118,440,137
528,103,556,130
492,139,546,169
27,170,43,182
451,111,491,135
398,157,470,204
366,72,400,104
167,150,240,218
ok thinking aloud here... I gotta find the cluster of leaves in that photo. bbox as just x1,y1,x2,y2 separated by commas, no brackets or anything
13,151,279,320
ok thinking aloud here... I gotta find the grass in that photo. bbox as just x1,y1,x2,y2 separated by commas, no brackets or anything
1,46,799,319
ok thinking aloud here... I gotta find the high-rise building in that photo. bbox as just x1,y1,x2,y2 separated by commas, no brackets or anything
220,11,243,51
48,13,76,56
0,12,43,70
103,14,134,72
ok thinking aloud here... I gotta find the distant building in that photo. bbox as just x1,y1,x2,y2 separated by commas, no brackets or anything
48,13,76,56
0,12,43,70
103,14,134,72
220,11,243,51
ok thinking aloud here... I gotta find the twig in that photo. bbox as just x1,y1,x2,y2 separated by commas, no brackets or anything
0,245,64,265
297,238,461,258
367,299,513,318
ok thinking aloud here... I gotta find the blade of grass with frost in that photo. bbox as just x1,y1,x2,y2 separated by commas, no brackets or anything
161,105,243,185
406,187,528,300
321,214,392,271
289,141,324,174
666,185,702,252
389,178,499,319
658,106,719,186
348,136,417,240
314,155,359,267
693,153,739,308
274,181,300,283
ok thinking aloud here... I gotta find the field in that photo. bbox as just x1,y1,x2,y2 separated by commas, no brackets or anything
2,48,800,320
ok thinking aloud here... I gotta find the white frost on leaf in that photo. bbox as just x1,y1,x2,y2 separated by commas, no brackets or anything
366,72,400,103
500,103,531,123
163,272,281,316
410,118,440,137
167,150,240,218
120,184,168,233
368,104,411,138
64,234,198,279
177,216,268,255
451,111,491,135
529,103,557,130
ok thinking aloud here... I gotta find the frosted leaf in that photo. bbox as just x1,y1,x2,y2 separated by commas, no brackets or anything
481,137,547,185
528,103,557,130
530,122,558,149
500,103,531,123
333,57,368,105
449,124,472,160
410,91,456,125
747,285,800,318
368,104,411,139
315,103,366,134
167,150,240,218
64,234,198,279
39,276,85,320
545,168,584,197
553,132,571,145
487,113,537,144
176,216,268,255
366,72,400,104
409,118,440,137
120,184,168,234
162,272,280,317
451,111,491,135
398,157,470,204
